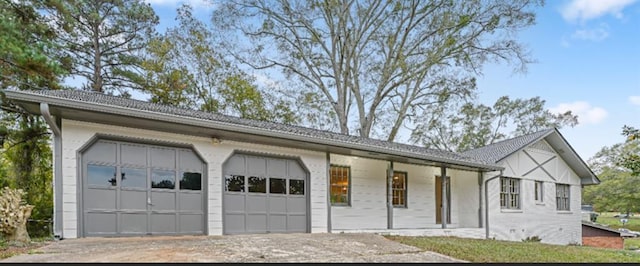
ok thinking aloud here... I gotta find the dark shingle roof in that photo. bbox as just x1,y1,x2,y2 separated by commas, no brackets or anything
461,129,555,163
8,89,500,169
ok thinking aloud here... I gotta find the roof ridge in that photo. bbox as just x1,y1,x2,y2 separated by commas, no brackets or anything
462,128,555,153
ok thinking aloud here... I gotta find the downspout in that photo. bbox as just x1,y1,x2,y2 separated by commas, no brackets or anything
484,170,503,239
387,161,394,229
440,165,447,229
40,103,63,240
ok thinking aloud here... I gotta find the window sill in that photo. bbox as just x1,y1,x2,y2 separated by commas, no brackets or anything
557,210,573,214
500,209,523,213
535,202,545,206
331,204,351,208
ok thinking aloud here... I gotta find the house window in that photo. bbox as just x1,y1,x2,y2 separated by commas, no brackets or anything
330,165,350,205
500,177,520,209
392,171,407,208
556,184,570,211
535,181,543,202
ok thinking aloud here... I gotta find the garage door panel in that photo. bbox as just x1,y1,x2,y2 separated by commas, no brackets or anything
269,214,287,231
84,189,116,210
85,142,116,164
247,156,266,176
224,194,245,212
120,144,147,166
179,214,203,233
288,162,306,179
224,214,245,234
150,213,176,233
120,213,147,233
223,154,308,234
287,198,306,213
287,215,307,232
151,147,176,168
83,140,204,237
180,150,202,171
120,190,147,210
246,195,267,213
179,193,202,211
86,212,117,234
151,192,176,211
247,214,267,232
267,159,286,177
269,197,287,213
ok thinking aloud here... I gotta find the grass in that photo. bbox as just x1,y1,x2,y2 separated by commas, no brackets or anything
596,212,640,232
386,236,640,263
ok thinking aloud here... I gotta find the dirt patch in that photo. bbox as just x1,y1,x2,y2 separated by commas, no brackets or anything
1,233,465,263
0,241,49,260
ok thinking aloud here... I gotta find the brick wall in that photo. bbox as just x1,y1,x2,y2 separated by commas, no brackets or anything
582,236,624,249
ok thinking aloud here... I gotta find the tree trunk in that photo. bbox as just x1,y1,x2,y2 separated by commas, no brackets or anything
4,205,34,243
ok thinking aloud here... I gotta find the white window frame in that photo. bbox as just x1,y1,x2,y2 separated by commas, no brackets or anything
534,181,544,203
556,184,570,211
500,177,520,210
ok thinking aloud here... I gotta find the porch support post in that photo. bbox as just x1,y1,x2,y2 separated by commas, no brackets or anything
387,161,394,229
326,152,332,233
440,165,447,229
478,171,483,228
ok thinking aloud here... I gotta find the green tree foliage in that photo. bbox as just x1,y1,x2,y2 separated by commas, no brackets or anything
621,125,640,175
141,4,297,124
583,127,640,215
0,0,68,238
213,0,542,139
410,96,578,152
51,0,158,94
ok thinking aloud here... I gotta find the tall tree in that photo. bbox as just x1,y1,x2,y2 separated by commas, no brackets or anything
410,95,578,152
52,0,158,94
583,134,640,215
621,125,640,175
0,0,69,237
141,4,297,124
213,0,542,140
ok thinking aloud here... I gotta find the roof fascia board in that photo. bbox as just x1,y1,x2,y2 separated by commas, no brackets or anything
4,90,503,171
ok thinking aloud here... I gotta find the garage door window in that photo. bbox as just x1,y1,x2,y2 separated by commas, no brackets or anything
180,172,202,190
87,165,117,186
289,179,304,195
248,176,267,193
152,169,175,189
226,175,245,192
121,167,146,188
269,178,286,194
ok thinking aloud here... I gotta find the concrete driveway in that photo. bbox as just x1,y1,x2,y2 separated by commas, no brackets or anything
1,233,464,263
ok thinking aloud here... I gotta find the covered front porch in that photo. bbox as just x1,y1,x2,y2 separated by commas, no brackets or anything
328,153,492,237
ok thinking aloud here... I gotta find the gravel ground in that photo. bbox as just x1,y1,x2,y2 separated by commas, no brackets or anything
1,233,465,263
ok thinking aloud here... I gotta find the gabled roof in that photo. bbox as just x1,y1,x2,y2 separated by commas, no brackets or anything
462,129,555,163
2,89,502,171
462,128,600,185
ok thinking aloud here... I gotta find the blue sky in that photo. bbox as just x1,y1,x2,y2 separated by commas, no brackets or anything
145,0,640,161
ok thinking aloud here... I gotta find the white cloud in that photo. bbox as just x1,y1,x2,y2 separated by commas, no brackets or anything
561,0,637,22
570,23,610,41
549,101,608,125
630,96,640,105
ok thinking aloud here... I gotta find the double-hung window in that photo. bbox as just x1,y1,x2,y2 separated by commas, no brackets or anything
534,181,543,203
392,171,407,208
500,177,520,209
330,165,350,205
556,184,570,211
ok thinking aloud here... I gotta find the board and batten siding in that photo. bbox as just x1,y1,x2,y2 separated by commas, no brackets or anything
60,119,327,238
330,155,481,231
485,140,582,245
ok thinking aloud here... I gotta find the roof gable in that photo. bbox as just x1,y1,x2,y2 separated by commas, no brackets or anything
462,128,600,185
